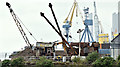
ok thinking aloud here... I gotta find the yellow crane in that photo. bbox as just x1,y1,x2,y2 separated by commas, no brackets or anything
63,0,78,42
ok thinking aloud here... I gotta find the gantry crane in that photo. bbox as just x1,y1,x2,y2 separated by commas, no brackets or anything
40,3,77,55
63,0,78,42
80,7,94,42
6,2,37,49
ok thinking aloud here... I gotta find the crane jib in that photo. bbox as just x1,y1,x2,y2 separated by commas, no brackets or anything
6,2,33,49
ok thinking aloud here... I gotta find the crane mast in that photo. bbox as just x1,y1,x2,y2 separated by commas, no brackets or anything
6,2,32,49
63,1,77,42
94,1,99,42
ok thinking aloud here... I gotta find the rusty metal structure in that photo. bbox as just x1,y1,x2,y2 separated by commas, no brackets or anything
7,2,100,60
70,42,99,56
40,3,78,56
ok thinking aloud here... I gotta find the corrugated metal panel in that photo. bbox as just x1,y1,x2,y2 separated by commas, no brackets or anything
102,43,110,49
99,49,111,54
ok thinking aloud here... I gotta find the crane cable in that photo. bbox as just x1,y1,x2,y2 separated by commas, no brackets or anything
77,5,84,24
98,21,104,34
16,15,38,42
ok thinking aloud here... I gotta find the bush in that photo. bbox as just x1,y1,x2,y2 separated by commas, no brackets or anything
72,57,80,63
117,55,120,60
117,60,120,67
1,59,11,67
86,51,100,64
71,56,88,65
11,57,25,67
36,56,54,67
92,57,115,67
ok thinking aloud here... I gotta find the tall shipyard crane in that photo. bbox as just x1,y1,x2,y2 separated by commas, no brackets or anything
40,3,77,55
63,0,78,42
94,1,99,42
6,2,37,49
80,7,94,42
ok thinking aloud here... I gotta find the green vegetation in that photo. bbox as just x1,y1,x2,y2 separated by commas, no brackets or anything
92,57,115,67
11,57,25,67
117,55,120,67
117,60,120,67
86,51,100,64
36,56,54,67
117,55,120,60
1,59,11,67
72,57,81,63
1,57,25,67
71,56,87,65
2,54,120,67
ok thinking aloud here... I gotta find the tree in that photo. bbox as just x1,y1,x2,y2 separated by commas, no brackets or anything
92,57,115,67
117,55,120,60
1,59,11,67
71,56,88,65
11,57,25,67
36,56,54,67
117,60,120,67
86,51,100,64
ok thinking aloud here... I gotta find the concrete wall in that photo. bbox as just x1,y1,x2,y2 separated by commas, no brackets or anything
111,48,120,60
111,43,120,60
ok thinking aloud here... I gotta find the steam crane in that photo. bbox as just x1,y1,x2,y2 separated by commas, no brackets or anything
6,2,37,49
40,3,77,55
63,0,78,42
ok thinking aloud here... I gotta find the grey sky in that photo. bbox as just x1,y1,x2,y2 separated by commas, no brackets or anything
0,0,119,53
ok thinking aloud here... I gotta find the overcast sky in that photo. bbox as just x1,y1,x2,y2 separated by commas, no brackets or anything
0,0,119,53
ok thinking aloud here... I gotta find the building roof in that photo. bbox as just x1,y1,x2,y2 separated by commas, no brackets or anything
111,33,120,42
36,42,52,44
70,42,99,48
36,42,53,47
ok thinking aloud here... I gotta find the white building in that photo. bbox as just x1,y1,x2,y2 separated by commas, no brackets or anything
110,1,120,60
112,13,118,39
118,1,120,33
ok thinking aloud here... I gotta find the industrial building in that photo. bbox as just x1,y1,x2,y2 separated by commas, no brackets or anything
98,34,109,44
111,33,120,59
112,13,118,39
110,1,120,59
98,34,110,57
112,1,120,39
118,1,120,33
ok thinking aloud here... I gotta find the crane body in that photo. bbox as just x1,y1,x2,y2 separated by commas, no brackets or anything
63,1,77,42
